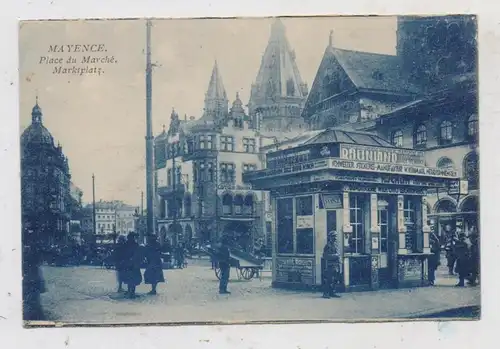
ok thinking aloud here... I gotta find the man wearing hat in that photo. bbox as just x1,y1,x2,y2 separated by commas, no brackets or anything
454,230,470,287
218,235,231,294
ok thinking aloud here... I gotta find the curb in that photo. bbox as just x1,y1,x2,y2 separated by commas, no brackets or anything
397,304,481,319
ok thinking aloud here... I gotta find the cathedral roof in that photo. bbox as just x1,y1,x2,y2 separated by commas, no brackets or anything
250,19,307,103
205,60,227,102
21,102,55,147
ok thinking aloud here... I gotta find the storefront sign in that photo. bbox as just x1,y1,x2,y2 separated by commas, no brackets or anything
296,215,314,229
266,144,339,169
217,183,252,190
320,194,342,209
275,257,315,285
329,159,458,178
449,180,469,195
403,258,422,280
340,144,425,166
346,184,427,195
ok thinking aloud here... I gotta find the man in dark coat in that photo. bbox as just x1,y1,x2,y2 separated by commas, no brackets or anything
444,225,457,275
454,232,470,287
322,231,340,298
144,235,165,295
218,236,231,294
113,235,127,292
468,228,480,286
22,234,46,320
123,232,143,298
428,231,441,286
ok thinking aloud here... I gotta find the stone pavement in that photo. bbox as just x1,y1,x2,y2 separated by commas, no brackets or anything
39,259,480,324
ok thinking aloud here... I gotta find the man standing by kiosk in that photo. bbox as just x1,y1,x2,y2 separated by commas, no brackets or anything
322,231,340,298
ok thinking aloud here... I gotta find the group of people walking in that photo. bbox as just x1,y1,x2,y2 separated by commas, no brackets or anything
428,225,480,287
113,233,165,298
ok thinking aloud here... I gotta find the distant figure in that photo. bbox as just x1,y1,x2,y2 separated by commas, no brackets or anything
144,235,165,295
444,225,457,275
428,231,441,286
175,243,185,269
218,236,231,294
114,235,127,292
468,228,480,286
22,237,46,320
454,232,470,287
123,233,143,298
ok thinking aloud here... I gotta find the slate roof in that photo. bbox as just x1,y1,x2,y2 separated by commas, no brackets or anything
305,127,395,147
328,47,421,94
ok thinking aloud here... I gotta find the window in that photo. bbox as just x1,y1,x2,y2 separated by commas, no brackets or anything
414,124,427,147
184,195,192,217
463,152,479,190
296,196,314,254
439,120,453,144
277,198,294,254
243,138,256,153
167,168,172,186
243,195,254,215
220,136,234,151
437,157,455,169
286,78,295,96
222,194,233,215
198,135,214,149
242,164,257,172
391,130,403,148
234,195,243,215
404,198,417,252
378,200,389,253
348,195,364,254
220,163,235,183
467,114,478,138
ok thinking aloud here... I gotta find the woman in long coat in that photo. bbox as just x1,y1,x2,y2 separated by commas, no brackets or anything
123,233,143,298
144,235,165,295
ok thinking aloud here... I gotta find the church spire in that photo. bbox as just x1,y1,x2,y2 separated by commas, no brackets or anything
203,60,228,119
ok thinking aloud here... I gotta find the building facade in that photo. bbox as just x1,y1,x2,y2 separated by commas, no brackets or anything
154,19,308,251
300,16,478,239
21,101,72,247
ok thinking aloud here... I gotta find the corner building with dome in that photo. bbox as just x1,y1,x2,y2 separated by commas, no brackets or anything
21,101,72,247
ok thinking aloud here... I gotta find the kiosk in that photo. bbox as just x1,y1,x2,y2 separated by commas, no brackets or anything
244,129,459,291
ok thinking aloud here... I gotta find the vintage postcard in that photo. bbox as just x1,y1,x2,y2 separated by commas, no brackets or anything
19,16,480,326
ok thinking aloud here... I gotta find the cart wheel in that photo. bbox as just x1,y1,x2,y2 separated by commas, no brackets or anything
215,267,222,280
241,268,255,280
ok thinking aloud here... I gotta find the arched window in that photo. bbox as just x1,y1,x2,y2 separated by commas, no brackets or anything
391,130,403,147
435,199,457,214
234,195,244,215
463,152,479,190
467,114,479,138
437,157,455,169
414,124,427,147
222,194,233,215
243,195,254,215
439,120,453,144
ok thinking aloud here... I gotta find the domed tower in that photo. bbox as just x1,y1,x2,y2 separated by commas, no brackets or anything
229,92,247,128
21,99,72,246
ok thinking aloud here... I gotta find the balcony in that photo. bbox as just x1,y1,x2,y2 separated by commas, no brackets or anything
182,149,218,161
157,183,186,197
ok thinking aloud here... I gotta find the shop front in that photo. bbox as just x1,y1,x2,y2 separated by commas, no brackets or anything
243,129,459,292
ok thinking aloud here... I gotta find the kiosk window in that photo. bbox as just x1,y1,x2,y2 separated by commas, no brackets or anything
404,198,417,252
378,200,389,253
277,198,294,254
349,195,365,253
296,195,314,254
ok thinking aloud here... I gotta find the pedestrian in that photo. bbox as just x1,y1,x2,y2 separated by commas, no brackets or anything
444,225,457,275
123,232,143,298
144,235,165,295
22,230,46,321
322,231,339,298
218,236,231,294
468,227,480,286
113,235,127,292
428,231,441,286
454,232,470,287
175,243,185,269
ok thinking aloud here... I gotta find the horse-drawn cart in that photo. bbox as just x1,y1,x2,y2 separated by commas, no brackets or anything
205,246,264,281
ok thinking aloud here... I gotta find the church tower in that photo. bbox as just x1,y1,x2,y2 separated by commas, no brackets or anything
202,60,229,123
248,18,308,132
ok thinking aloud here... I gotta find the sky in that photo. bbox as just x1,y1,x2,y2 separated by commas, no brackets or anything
19,17,397,206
